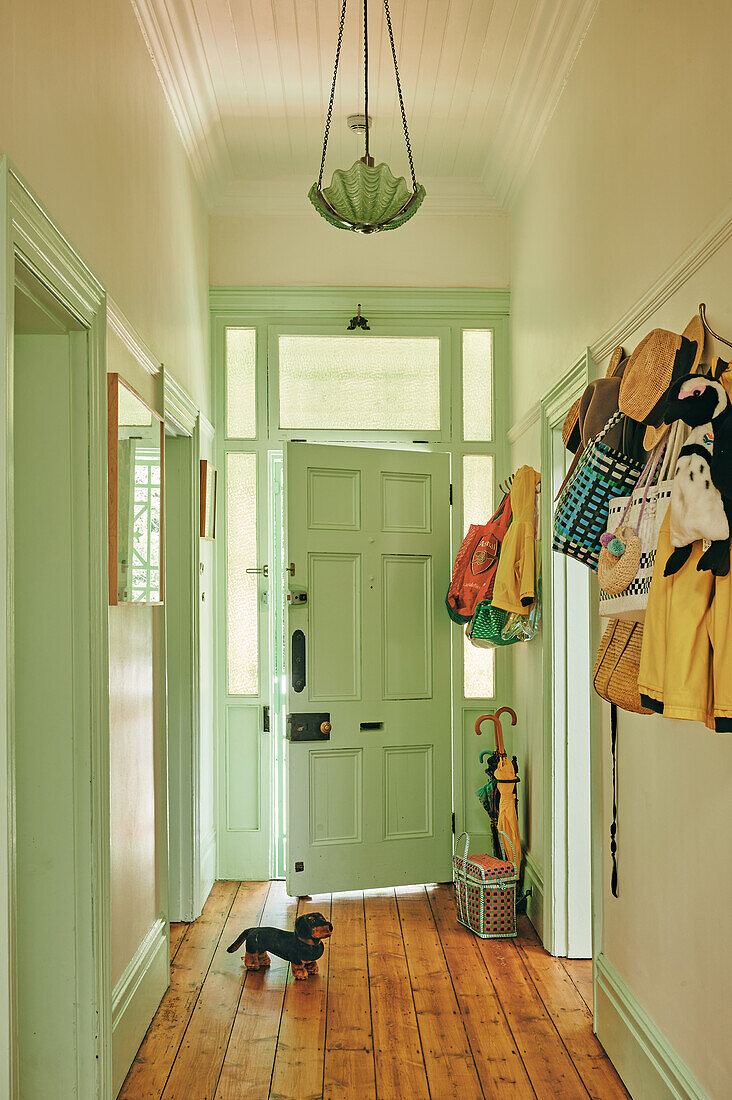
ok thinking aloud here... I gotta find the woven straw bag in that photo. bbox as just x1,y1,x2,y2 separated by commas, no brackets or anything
599,422,685,621
593,619,652,714
553,410,644,572
598,524,642,595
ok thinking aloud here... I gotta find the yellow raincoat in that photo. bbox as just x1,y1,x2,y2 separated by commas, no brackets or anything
491,465,540,614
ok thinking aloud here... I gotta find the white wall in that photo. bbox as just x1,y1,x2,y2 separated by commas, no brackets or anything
210,211,509,288
0,0,212,1081
510,1,732,1096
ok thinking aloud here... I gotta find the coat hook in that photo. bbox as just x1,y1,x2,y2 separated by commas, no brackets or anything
699,303,732,352
347,303,370,331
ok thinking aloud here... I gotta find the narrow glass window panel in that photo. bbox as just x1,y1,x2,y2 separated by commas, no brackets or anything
226,328,257,438
226,453,259,694
463,454,495,698
278,335,440,431
462,329,493,441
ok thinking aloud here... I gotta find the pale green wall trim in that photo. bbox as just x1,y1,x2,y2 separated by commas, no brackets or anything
210,285,510,316
539,348,594,956
165,429,204,921
164,369,198,436
108,297,161,377
201,825,216,903
588,200,732,364
200,412,215,440
111,916,168,1096
508,401,540,445
523,849,544,939
596,953,711,1100
1,157,112,1099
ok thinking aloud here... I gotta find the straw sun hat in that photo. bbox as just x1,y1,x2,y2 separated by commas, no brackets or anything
619,316,705,451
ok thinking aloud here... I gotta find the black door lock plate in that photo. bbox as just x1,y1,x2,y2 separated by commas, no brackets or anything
286,713,331,741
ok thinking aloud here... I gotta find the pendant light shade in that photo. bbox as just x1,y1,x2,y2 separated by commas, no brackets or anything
309,160,425,234
310,0,425,234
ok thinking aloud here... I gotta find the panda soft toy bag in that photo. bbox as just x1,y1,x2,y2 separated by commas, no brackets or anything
663,373,732,577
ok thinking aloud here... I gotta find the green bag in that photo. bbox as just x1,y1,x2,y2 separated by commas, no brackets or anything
467,601,516,648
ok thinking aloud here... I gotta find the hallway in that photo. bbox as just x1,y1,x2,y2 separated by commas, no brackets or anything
120,881,628,1099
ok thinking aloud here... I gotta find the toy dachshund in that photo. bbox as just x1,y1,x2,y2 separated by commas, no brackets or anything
226,912,333,980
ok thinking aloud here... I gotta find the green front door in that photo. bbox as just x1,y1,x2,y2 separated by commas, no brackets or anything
285,443,452,895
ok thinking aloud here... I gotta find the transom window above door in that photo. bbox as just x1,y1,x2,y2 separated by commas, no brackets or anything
277,334,441,432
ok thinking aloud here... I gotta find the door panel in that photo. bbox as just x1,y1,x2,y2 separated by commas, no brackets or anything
286,443,452,895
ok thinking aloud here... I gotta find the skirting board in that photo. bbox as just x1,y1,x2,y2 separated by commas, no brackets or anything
201,825,216,909
595,954,711,1100
112,916,169,1095
523,849,544,940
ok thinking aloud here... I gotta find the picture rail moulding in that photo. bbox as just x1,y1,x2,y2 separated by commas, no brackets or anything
209,286,510,317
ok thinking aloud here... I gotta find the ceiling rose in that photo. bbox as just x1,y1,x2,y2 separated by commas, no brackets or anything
309,0,425,234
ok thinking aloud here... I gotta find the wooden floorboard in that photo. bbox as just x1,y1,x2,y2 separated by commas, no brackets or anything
561,956,594,1012
322,893,376,1100
515,917,630,1100
161,882,271,1100
119,880,239,1100
169,923,189,963
365,888,430,1100
121,882,629,1100
214,881,298,1100
396,885,484,1099
476,927,590,1099
269,894,332,1100
427,884,536,1099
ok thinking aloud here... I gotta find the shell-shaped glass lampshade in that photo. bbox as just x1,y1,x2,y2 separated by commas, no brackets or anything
309,159,426,233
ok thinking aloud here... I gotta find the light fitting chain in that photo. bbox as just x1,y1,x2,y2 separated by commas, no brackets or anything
382,0,417,190
318,0,349,190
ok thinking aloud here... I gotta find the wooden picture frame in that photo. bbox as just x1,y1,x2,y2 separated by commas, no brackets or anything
200,459,217,540
108,373,165,605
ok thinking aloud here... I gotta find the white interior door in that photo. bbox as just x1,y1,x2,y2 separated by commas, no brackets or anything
285,443,452,895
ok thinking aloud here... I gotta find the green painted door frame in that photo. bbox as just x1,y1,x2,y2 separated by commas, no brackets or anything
211,288,513,884
540,350,603,979
0,159,112,1098
164,373,205,921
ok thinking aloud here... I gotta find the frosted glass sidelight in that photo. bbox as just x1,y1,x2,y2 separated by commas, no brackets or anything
462,454,495,698
462,329,493,441
227,453,259,695
278,335,440,430
226,328,257,438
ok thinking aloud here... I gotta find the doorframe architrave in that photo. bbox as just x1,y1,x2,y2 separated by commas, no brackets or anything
539,348,601,964
163,372,206,920
210,286,512,881
0,157,112,1098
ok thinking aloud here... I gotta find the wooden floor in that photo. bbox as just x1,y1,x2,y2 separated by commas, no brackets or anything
120,880,630,1100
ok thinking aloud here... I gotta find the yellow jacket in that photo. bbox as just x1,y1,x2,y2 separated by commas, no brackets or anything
491,465,540,614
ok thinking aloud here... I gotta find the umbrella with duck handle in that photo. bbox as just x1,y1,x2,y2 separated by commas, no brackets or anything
475,707,521,875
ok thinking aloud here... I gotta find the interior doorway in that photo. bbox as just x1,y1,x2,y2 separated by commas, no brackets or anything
550,430,592,957
541,352,594,961
213,298,511,888
8,246,110,1097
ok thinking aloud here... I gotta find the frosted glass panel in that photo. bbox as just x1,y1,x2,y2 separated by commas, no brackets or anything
226,328,256,438
278,335,440,430
462,329,493,441
463,455,494,530
463,454,495,698
226,453,258,695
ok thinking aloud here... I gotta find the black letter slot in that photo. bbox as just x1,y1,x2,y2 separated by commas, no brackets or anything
360,721,383,731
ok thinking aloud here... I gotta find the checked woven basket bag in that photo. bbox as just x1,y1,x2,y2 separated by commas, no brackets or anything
553,409,644,571
453,831,518,938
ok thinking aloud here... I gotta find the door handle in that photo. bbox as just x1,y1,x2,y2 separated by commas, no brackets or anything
246,565,269,576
